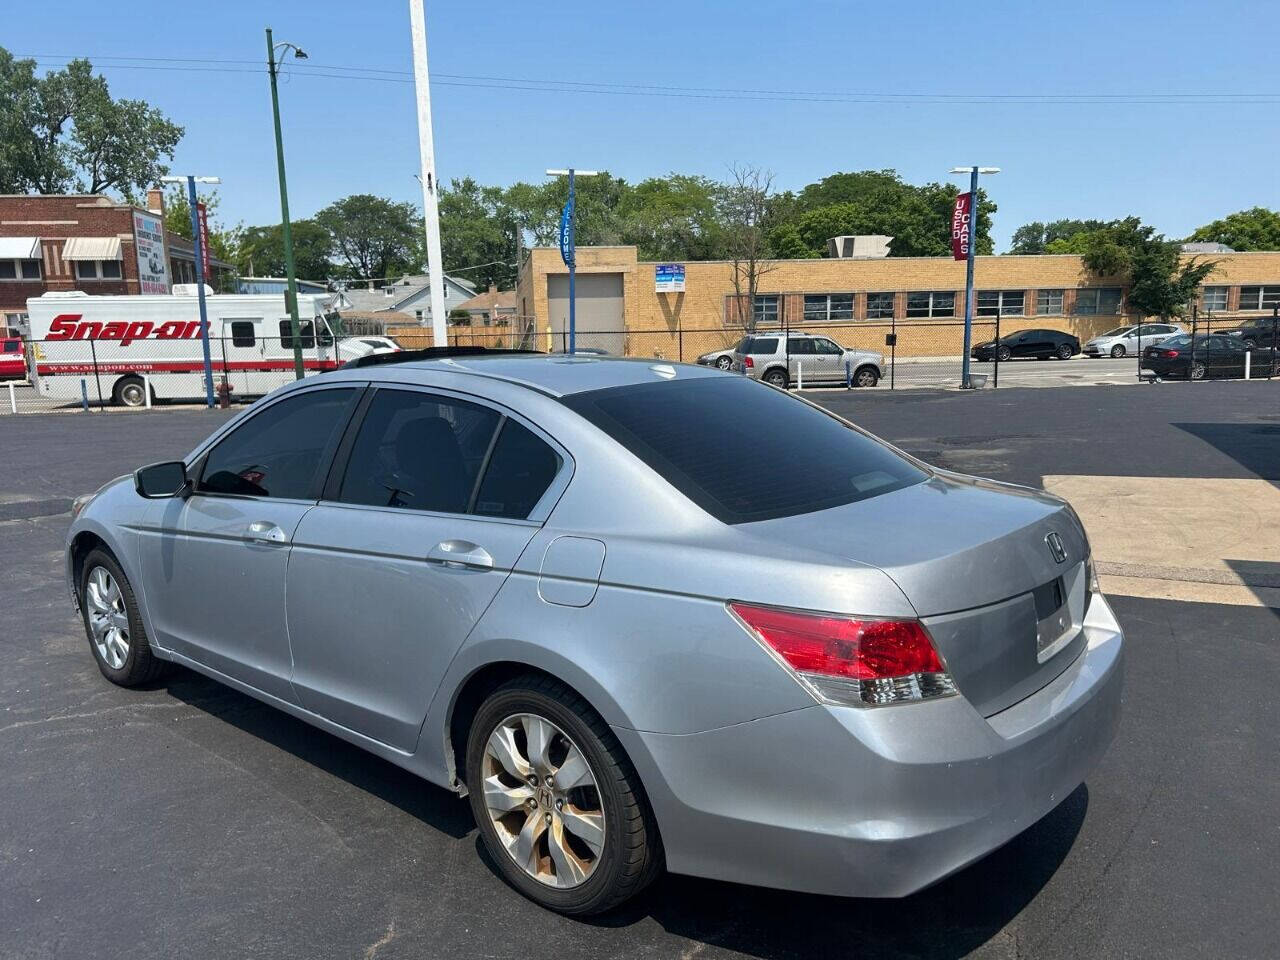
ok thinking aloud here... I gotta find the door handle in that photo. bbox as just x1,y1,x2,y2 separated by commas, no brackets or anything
427,539,493,570
247,520,288,544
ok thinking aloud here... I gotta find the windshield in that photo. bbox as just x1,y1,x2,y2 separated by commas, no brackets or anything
562,376,926,524
1100,326,1133,338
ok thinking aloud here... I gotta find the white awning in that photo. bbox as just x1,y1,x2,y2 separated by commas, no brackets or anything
61,236,123,261
0,237,41,259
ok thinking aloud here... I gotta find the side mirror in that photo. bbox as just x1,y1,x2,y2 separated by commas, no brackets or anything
135,460,190,499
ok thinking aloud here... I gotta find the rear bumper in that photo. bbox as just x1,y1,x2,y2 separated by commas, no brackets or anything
616,591,1124,898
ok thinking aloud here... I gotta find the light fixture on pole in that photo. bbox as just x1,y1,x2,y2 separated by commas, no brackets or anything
546,169,599,354
408,1,448,347
948,166,999,389
266,28,307,380
160,174,221,407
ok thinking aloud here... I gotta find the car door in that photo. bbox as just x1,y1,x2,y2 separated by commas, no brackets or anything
137,385,361,701
786,337,815,381
1211,336,1247,378
285,385,568,751
812,337,845,381
1008,331,1034,357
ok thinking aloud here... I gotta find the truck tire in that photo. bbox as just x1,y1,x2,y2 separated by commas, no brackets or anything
112,375,147,408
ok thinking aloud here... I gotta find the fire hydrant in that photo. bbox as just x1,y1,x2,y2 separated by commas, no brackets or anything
216,380,232,409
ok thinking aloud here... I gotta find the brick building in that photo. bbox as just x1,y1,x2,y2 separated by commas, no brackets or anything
516,245,1280,361
0,190,232,332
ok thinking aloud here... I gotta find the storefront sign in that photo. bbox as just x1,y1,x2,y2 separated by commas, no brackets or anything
655,263,686,293
132,210,170,294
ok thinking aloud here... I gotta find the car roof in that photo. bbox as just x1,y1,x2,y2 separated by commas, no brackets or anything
350,353,723,398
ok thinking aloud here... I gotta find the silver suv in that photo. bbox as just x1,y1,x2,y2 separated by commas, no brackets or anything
733,332,885,388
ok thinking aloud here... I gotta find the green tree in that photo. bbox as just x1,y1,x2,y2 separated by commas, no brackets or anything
1058,218,1218,319
235,220,333,282
1187,207,1280,251
314,194,421,282
439,177,518,289
162,186,241,266
617,174,723,261
1009,219,1111,254
0,49,181,196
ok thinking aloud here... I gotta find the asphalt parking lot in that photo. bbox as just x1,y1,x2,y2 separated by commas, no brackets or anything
2,380,1278,959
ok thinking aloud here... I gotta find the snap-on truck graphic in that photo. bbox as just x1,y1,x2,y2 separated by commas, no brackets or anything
28,288,340,406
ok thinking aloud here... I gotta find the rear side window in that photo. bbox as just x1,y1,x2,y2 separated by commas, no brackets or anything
474,420,562,519
562,377,926,524
338,389,500,513
747,337,778,353
198,388,357,498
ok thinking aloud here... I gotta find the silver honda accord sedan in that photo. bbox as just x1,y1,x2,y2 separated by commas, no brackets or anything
65,352,1123,915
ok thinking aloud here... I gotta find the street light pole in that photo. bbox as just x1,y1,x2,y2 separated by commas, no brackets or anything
547,168,598,354
160,174,220,407
949,165,999,389
266,27,306,380
408,0,449,348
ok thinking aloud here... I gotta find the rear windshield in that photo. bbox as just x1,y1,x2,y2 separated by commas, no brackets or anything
745,337,778,354
561,376,926,524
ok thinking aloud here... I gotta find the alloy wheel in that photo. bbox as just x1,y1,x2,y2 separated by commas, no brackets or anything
716,356,732,370
1111,344,1125,358
1191,362,1206,380
481,713,606,888
86,566,130,669
997,346,1011,361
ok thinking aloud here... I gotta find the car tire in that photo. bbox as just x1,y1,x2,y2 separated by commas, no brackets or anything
112,375,147,408
465,675,662,916
1110,344,1126,358
996,346,1011,362
1190,361,1206,380
80,548,168,686
854,366,879,388
764,369,789,389
1056,343,1074,360
715,356,732,370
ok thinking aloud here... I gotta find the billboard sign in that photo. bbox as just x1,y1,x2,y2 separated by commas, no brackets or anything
132,210,170,294
655,263,686,293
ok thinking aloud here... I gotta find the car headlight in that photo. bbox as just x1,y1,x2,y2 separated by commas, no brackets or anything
70,492,96,520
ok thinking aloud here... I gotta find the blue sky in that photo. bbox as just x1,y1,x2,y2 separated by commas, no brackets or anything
12,0,1280,251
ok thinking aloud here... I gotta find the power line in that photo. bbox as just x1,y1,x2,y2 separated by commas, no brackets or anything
17,53,1280,105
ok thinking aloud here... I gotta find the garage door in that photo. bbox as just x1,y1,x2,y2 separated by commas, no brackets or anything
547,273,624,355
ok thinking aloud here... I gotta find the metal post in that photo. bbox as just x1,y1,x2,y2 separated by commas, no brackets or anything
890,315,896,390
960,166,978,389
408,0,449,347
89,338,105,411
993,307,1001,389
143,374,152,409
1189,305,1198,381
266,28,305,380
80,378,89,412
1270,306,1278,380
6,381,15,414
568,168,576,354
186,175,216,406
845,357,852,389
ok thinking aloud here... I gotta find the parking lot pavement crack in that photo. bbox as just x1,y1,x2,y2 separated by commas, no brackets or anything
0,700,193,735
362,920,396,960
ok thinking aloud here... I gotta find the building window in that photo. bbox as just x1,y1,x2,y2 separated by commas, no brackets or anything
1037,289,1065,315
1201,286,1228,312
753,295,779,326
802,293,854,322
74,259,123,280
866,292,895,319
905,291,955,318
977,290,1025,316
1238,286,1280,311
1074,287,1123,315
0,259,42,281
415,310,423,321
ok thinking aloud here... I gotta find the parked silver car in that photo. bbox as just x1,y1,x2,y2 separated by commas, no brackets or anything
1083,322,1183,358
66,353,1122,915
732,332,885,387
695,338,745,370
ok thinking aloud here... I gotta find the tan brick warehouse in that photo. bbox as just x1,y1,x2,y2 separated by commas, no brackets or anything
510,246,1280,361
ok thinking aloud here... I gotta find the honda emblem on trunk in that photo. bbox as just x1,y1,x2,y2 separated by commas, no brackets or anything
1045,532,1067,564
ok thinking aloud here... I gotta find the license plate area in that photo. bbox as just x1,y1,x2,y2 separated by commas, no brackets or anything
1033,562,1085,663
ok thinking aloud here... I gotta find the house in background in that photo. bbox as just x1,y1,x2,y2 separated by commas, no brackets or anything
237,276,330,296
334,273,476,327
455,284,519,326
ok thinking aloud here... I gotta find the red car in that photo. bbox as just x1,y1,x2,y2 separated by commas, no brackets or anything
0,337,27,380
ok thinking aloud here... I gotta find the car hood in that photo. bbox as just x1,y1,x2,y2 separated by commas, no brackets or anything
740,471,1086,617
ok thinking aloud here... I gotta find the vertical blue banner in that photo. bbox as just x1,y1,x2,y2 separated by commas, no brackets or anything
559,197,575,267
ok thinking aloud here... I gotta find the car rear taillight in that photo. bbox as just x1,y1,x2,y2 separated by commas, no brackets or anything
728,602,957,707
743,356,754,368
1164,349,1178,358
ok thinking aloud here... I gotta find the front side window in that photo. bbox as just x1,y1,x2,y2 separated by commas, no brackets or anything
1074,288,1123,315
562,377,926,524
1037,289,1065,315
197,388,357,498
905,291,955,318
752,295,779,327
338,389,500,514
866,292,895,319
279,319,316,350
977,290,1025,317
802,293,854,322
1201,286,1228,312
1238,285,1280,311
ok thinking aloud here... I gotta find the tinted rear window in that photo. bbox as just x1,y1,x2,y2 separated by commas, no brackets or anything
561,377,926,524
746,337,778,353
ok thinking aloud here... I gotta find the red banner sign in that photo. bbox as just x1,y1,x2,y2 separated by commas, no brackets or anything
951,193,971,261
196,201,211,281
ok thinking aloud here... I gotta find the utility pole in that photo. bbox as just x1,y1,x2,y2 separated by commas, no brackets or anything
949,165,999,389
160,175,220,407
266,27,307,380
408,1,448,347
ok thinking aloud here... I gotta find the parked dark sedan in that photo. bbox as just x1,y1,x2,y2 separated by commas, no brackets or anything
1217,316,1280,349
1142,333,1278,380
971,328,1080,361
